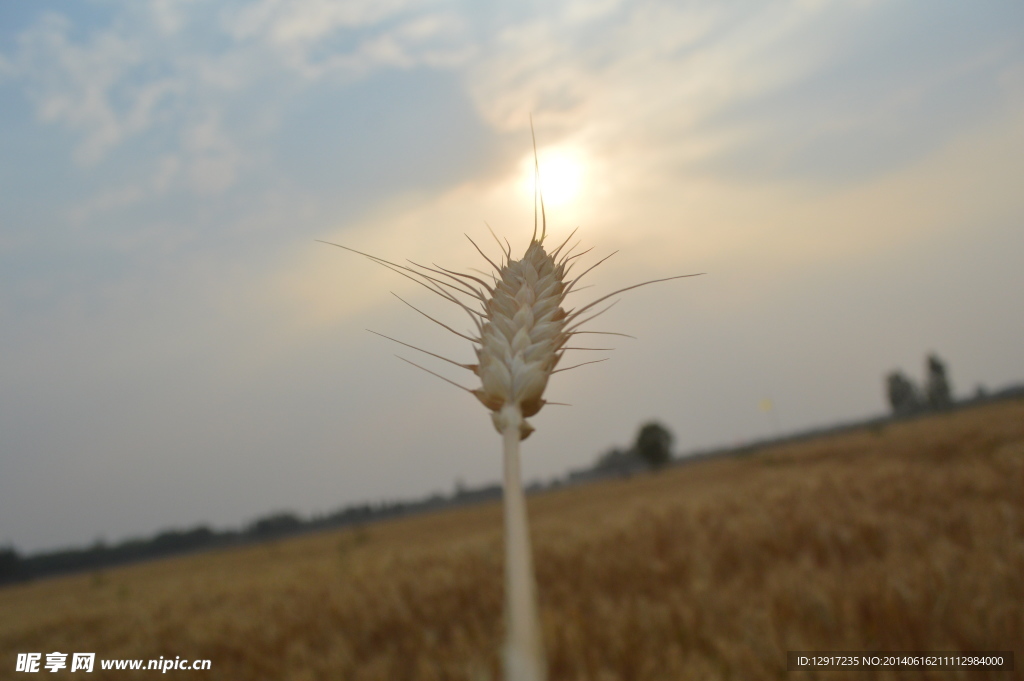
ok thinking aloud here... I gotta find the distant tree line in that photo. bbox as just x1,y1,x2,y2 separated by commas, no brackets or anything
590,421,675,476
4,425,684,586
0,489,502,587
31,367,1024,590
886,353,953,416
9,352,1018,589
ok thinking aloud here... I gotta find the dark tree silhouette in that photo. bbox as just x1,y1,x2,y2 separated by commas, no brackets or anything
925,353,952,409
593,446,642,476
886,370,922,416
0,546,23,584
635,422,673,469
247,512,302,538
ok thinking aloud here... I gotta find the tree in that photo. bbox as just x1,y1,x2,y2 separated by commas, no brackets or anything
593,446,642,476
0,546,23,584
635,421,673,469
886,371,921,416
247,512,302,538
925,353,952,409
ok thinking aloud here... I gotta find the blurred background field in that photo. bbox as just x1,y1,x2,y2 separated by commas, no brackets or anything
2,398,1022,681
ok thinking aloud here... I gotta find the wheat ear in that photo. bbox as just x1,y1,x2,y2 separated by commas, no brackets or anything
319,139,701,681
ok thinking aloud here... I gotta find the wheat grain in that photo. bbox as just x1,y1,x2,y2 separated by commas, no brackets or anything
473,233,570,438
317,218,698,440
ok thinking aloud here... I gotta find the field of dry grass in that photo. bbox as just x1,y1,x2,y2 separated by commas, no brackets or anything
3,399,1022,680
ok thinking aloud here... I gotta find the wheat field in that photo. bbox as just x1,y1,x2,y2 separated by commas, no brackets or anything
3,399,1022,680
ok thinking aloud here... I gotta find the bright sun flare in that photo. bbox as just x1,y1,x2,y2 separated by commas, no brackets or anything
520,147,586,209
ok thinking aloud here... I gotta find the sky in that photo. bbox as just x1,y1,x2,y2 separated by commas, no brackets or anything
2,0,1022,555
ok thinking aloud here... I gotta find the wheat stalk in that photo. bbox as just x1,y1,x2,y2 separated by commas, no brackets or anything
319,133,701,681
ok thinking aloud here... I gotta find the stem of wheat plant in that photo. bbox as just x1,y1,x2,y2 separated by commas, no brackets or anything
319,132,700,681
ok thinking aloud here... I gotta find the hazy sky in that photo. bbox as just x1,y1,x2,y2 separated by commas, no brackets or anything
2,0,1022,554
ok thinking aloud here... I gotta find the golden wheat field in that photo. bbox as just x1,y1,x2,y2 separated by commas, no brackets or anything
2,399,1022,681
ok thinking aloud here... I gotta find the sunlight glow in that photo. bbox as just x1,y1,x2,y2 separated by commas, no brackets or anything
519,146,587,209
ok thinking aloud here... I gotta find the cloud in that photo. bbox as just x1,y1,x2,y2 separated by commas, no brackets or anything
220,0,472,79
464,2,804,133
2,0,471,198
6,0,1022,199
0,53,13,80
462,0,1024,192
149,0,200,35
182,113,242,194
13,13,155,164
227,0,415,46
67,184,146,224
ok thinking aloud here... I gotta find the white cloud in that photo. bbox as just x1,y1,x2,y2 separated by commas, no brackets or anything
463,0,1024,204
221,0,470,80
67,184,146,224
153,154,182,193
2,0,473,199
149,0,201,35
0,52,13,80
464,1,837,147
65,153,183,224
227,0,414,45
182,113,242,194
16,14,147,164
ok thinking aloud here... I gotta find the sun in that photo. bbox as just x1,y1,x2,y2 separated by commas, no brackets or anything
519,146,586,209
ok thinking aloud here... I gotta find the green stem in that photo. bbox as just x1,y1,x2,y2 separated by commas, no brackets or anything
500,405,546,681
